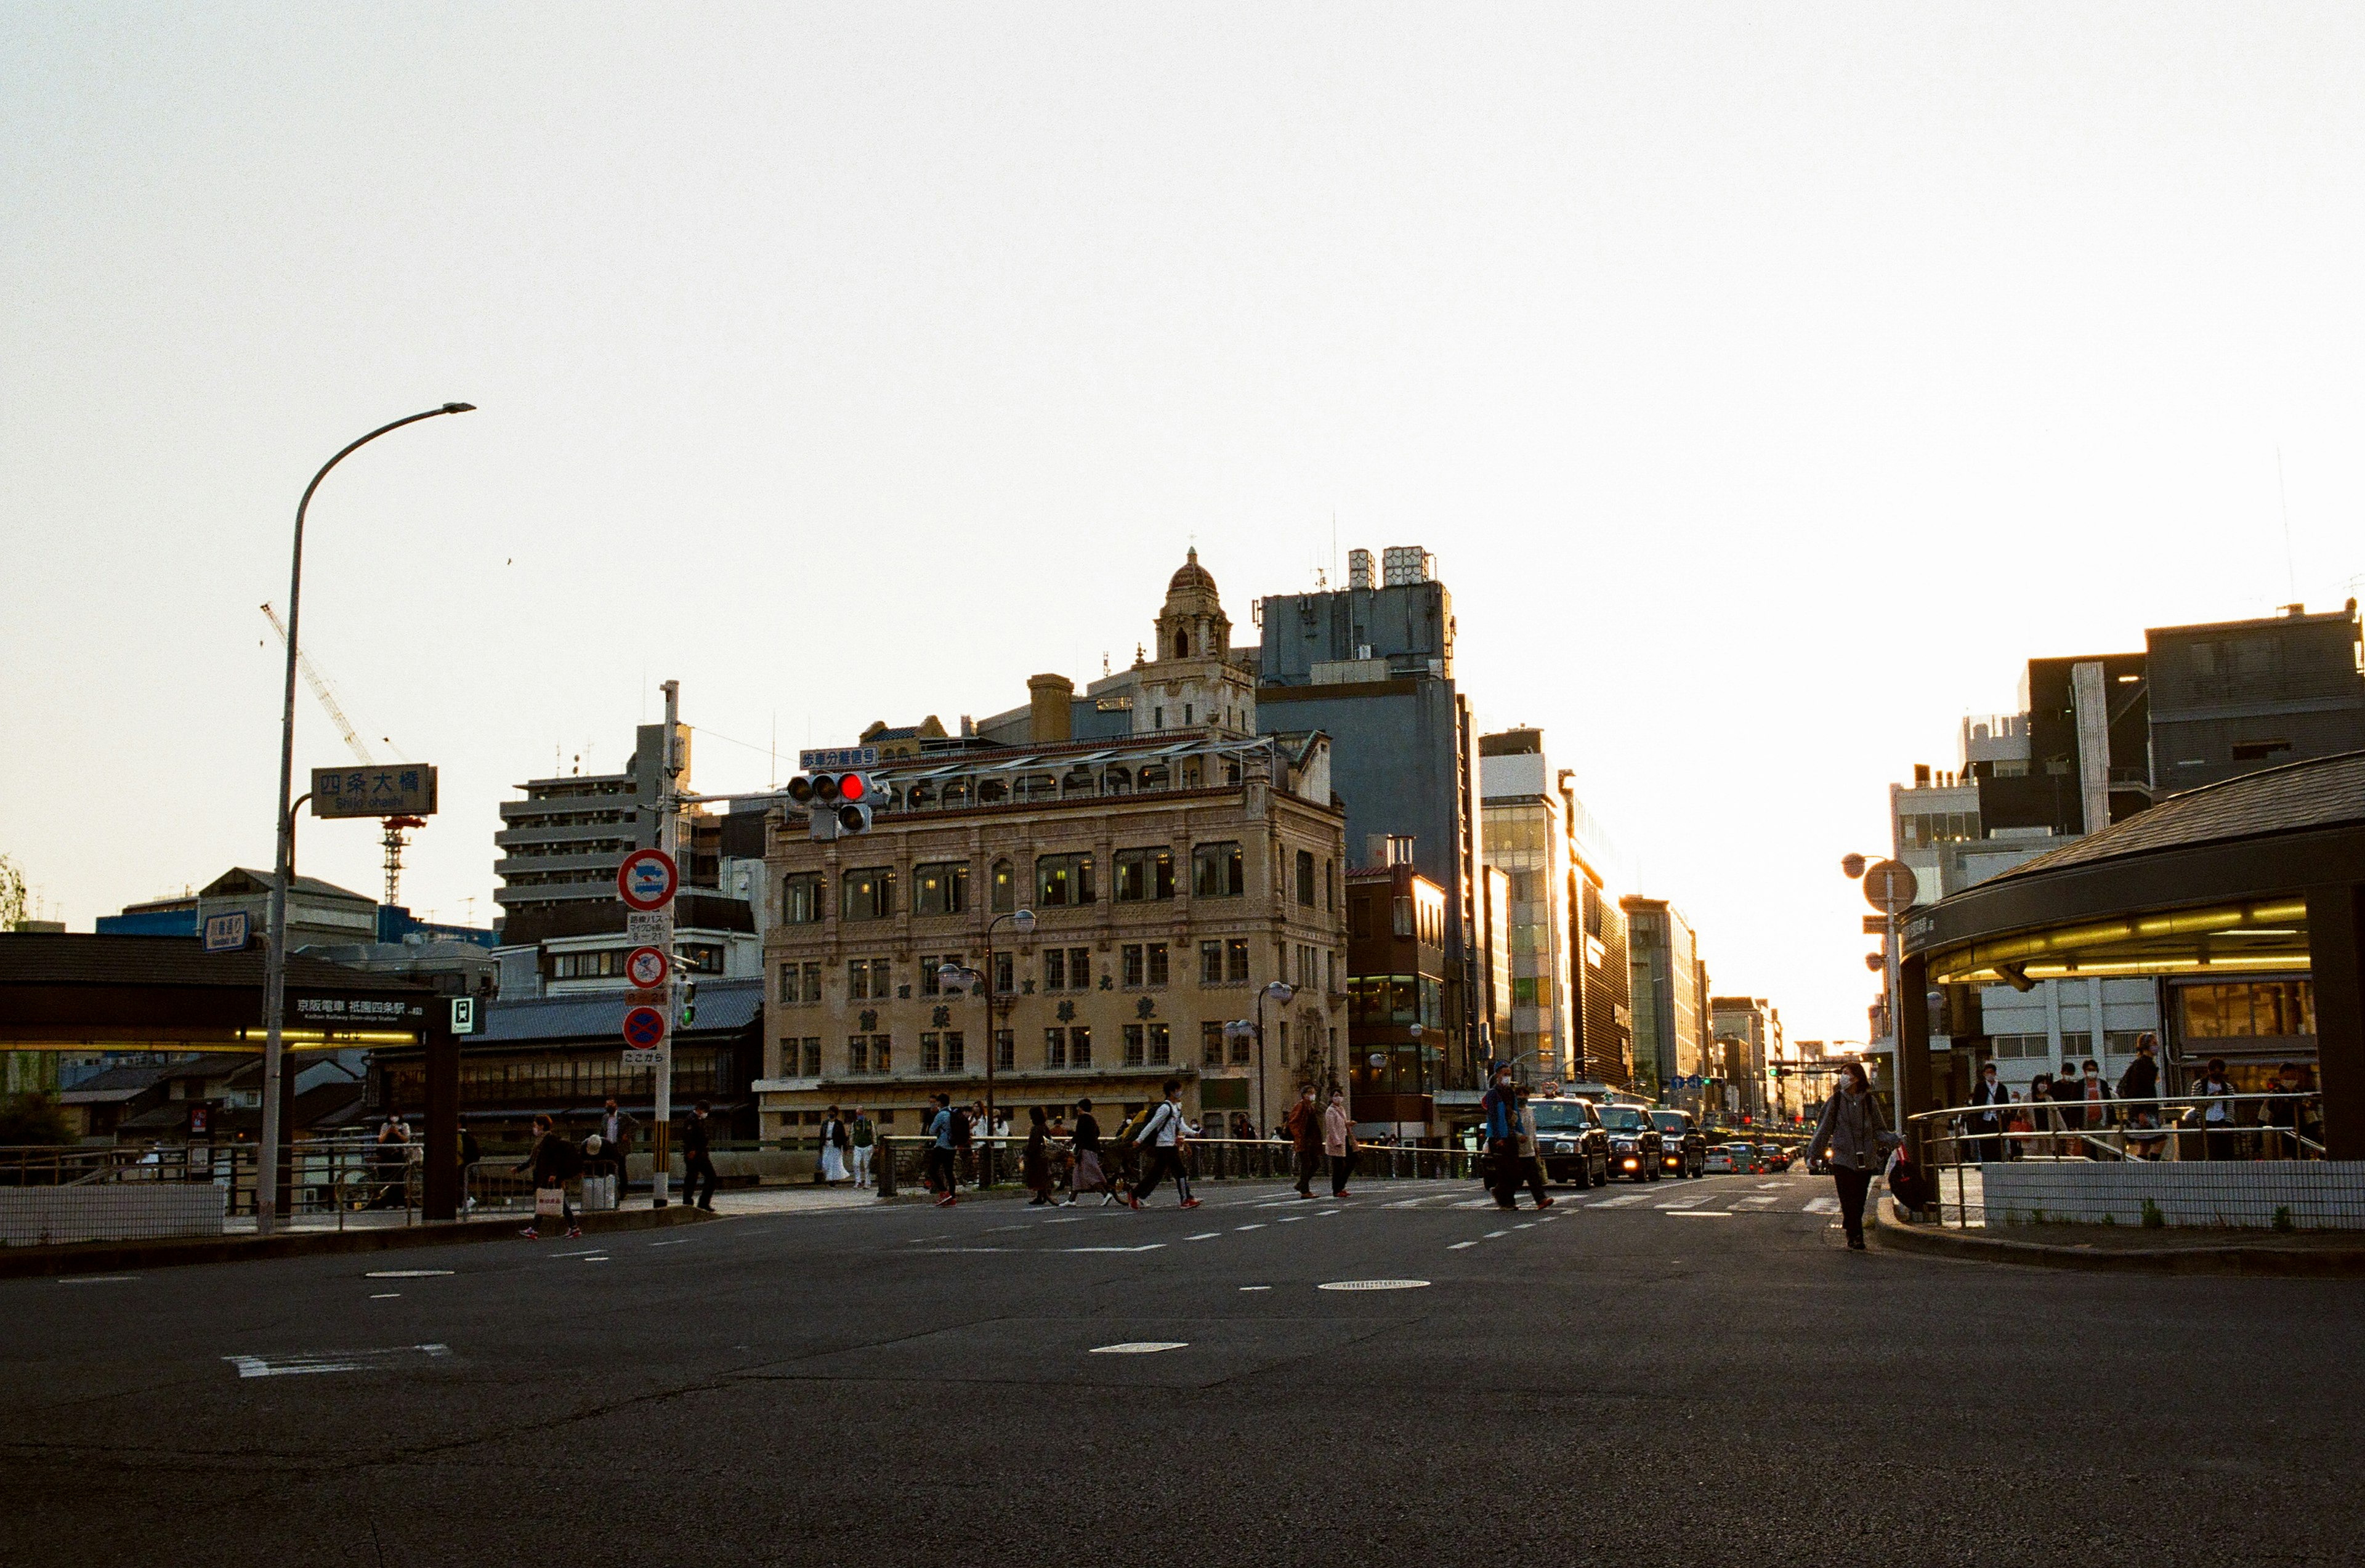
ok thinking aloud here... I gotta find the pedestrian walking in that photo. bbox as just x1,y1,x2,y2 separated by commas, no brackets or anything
1516,1090,1555,1209
1322,1088,1356,1198
2119,1035,2165,1158
1806,1062,1897,1251
2196,1058,2239,1160
2026,1071,2054,1155
370,1117,409,1209
2052,1064,2088,1153
1023,1105,1060,1205
681,1101,718,1211
517,1112,581,1240
2261,1062,2319,1159
1481,1064,1523,1211
1126,1080,1200,1209
819,1105,851,1184
963,1099,987,1188
1067,1097,1120,1206
594,1097,638,1194
925,1093,960,1206
849,1106,875,1188
1968,1061,2011,1164
458,1126,481,1213
2079,1059,2111,1141
1287,1084,1323,1198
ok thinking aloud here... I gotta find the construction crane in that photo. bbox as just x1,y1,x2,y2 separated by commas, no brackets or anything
261,604,422,910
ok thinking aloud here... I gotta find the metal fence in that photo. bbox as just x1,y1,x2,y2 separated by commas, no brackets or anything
870,1134,1486,1197
1903,1091,2361,1232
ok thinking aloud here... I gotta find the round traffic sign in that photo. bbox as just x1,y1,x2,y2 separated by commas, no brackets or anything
1861,858,1918,915
625,945,670,990
617,847,679,911
622,1004,667,1050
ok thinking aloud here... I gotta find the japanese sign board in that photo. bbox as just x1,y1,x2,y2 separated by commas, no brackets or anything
626,910,674,948
623,1004,668,1050
617,847,679,911
291,993,428,1028
625,946,671,990
450,996,477,1035
311,765,439,819
798,746,878,770
202,911,251,953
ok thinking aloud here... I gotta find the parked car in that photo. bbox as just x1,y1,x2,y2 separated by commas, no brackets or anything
1650,1109,1706,1178
1596,1104,1665,1181
1527,1097,1611,1188
1703,1144,1743,1175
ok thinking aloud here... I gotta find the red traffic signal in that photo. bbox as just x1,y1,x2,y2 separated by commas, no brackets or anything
838,772,868,804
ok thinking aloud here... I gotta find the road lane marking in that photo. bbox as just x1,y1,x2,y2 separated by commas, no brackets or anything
1279,1216,1306,1223
1091,1341,1187,1354
1065,1244,1166,1253
369,1293,400,1299
1667,1211,1731,1218
921,1247,1015,1254
649,1239,693,1247
1041,1217,1085,1224
1239,1285,1271,1291
1484,1230,1509,1238
1736,1195,1781,1207
1186,1232,1222,1241
1514,1222,1535,1230
1319,1279,1431,1291
1537,1214,1559,1223
364,1269,454,1279
1448,1241,1478,1250
225,1344,451,1379
1655,1195,1712,1209
1587,1192,1652,1208
1319,1208,1341,1216
551,1249,607,1258
1757,1181,1784,1189
1805,1197,1841,1214
56,1275,139,1285
1235,1224,1266,1231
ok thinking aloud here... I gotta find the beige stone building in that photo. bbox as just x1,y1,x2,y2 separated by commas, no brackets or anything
754,556,1349,1141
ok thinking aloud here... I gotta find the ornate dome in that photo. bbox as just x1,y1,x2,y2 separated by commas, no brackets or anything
1167,547,1218,597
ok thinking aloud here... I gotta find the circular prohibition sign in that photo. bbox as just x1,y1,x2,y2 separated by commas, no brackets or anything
617,847,679,912
625,945,671,990
622,1005,668,1051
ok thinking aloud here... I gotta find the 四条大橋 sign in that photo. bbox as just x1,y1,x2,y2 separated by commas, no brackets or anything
311,766,437,818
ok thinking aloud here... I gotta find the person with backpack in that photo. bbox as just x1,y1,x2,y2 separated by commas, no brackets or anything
925,1094,960,1206
1807,1061,1899,1251
1126,1080,1200,1209
517,1113,581,1240
848,1106,875,1188
681,1102,718,1212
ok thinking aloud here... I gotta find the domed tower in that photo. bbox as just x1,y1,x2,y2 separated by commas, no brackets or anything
1137,548,1258,736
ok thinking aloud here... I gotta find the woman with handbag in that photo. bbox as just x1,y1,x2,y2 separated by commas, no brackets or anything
1322,1088,1356,1198
517,1113,581,1241
1808,1062,1899,1251
1022,1105,1059,1205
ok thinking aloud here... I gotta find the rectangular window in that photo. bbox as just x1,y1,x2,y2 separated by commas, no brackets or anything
1147,942,1169,987
1298,944,1317,987
870,1035,891,1074
1393,895,1413,937
1069,1024,1092,1067
1044,948,1066,991
848,1037,868,1074
1035,852,1096,907
1231,1024,1251,1065
1193,841,1245,897
1202,1021,1226,1066
993,952,1014,995
1200,940,1224,985
1325,950,1336,993
801,961,821,1004
1045,1027,1067,1069
1325,859,1336,911
991,860,1015,913
778,964,798,1004
921,1032,941,1073
920,956,940,998
803,1038,823,1077
1149,1022,1170,1065
1296,849,1317,906
944,1030,965,1072
1114,846,1176,902
913,861,969,917
1124,1024,1146,1066
1069,947,1090,990
995,1030,1014,1070
782,873,824,924
1123,944,1145,987
849,960,870,1002
842,866,895,921
1226,938,1250,983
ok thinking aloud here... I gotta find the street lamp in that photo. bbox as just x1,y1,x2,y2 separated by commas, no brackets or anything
257,403,474,1236
1232,979,1295,1136
939,907,1033,1173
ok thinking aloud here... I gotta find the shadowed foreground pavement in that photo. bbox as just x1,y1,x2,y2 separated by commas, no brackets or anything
1,1173,2356,1567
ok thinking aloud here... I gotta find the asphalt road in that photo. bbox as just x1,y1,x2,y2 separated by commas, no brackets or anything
2,1168,2357,1567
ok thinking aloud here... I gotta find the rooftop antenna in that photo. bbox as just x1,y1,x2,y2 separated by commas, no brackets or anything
2276,446,2298,602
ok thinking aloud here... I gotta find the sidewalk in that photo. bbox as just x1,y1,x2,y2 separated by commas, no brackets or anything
1874,1195,2365,1277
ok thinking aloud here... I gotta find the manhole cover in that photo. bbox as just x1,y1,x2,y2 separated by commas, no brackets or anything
1317,1279,1431,1292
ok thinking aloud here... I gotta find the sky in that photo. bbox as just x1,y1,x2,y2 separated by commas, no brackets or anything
5,5,2364,1044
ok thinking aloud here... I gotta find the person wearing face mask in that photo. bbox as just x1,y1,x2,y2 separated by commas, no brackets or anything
2079,1059,2111,1140
1479,1064,1524,1211
1968,1061,2011,1164
1807,1061,1899,1251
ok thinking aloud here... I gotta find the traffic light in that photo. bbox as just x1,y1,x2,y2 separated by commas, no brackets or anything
787,770,881,839
679,976,697,1028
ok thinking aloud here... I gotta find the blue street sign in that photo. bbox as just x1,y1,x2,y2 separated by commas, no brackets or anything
202,911,250,954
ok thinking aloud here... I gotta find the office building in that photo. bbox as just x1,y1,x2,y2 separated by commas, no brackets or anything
1344,863,1450,1135
1710,996,1782,1123
1624,895,1708,1105
1479,730,1574,1084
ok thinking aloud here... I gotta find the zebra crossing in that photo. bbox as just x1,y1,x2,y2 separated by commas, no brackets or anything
1372,1177,1835,1216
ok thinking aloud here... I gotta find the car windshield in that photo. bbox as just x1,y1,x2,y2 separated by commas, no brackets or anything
1528,1102,1591,1131
1651,1113,1686,1133
1598,1107,1649,1131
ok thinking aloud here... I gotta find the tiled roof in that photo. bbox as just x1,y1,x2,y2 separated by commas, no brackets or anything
1989,750,2365,883
472,978,762,1044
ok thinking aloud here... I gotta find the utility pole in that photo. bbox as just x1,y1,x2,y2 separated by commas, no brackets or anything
652,678,681,1208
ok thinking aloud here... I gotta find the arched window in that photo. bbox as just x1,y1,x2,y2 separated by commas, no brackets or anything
978,778,1007,804
1138,763,1169,791
905,781,936,811
942,777,971,807
1061,767,1095,798
1102,767,1131,795
1174,629,1189,658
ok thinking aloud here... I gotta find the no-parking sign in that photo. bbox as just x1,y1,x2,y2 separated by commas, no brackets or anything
625,945,671,990
617,847,679,912
623,1005,668,1051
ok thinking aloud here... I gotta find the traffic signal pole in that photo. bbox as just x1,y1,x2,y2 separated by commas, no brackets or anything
652,678,680,1208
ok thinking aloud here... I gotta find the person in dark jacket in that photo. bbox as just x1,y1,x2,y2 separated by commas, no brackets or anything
1286,1085,1324,1198
1022,1105,1057,1205
517,1113,580,1240
1967,1062,2011,1164
1479,1065,1524,1211
2052,1065,2088,1149
681,1102,718,1211
1067,1097,1117,1206
2119,1035,2165,1158
1807,1062,1898,1250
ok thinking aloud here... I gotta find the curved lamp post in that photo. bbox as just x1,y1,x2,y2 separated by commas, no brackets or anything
257,403,474,1235
939,907,1034,1178
1229,979,1296,1137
